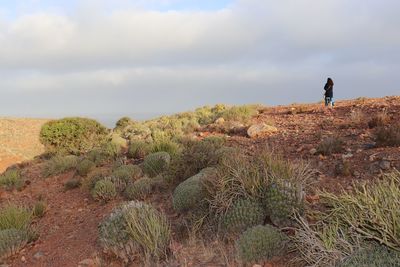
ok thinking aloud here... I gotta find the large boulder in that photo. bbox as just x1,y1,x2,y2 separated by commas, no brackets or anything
247,123,278,138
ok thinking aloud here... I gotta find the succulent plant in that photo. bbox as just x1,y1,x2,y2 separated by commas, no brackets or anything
0,228,29,261
91,179,117,202
263,182,304,227
76,159,95,176
124,177,153,200
143,152,171,177
172,168,214,213
236,225,286,264
99,201,171,263
221,198,266,233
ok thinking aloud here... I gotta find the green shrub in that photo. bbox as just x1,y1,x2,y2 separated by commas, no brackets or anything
221,198,266,233
375,124,400,147
91,179,117,202
0,169,24,190
124,177,153,200
82,169,110,190
40,117,108,154
32,201,47,218
143,152,171,177
167,138,225,184
76,159,95,176
150,139,181,157
99,201,171,262
236,225,286,264
340,243,400,267
0,205,32,231
101,142,121,159
0,228,29,261
220,105,258,123
111,165,142,191
316,137,344,155
128,140,151,159
172,168,214,213
42,155,78,177
64,178,81,190
114,117,134,131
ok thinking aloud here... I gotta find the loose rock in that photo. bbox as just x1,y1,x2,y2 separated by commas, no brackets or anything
247,123,278,138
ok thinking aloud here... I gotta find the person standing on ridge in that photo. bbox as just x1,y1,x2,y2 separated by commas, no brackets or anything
324,78,334,108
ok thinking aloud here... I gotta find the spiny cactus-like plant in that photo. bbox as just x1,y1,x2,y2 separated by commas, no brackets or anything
236,225,287,264
172,168,214,213
0,228,29,262
143,152,171,177
339,243,400,267
99,201,171,263
91,179,117,202
76,159,95,176
124,177,153,200
221,198,266,233
264,182,304,227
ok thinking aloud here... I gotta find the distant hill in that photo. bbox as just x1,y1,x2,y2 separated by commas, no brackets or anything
0,117,48,172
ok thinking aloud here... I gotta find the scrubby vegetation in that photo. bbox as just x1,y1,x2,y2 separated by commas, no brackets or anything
99,201,171,263
143,152,171,177
0,169,23,190
42,155,78,177
40,117,108,154
76,159,95,176
375,123,400,147
91,179,117,202
317,136,344,155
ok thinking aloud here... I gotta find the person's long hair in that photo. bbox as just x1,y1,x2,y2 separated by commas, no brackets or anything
327,78,334,86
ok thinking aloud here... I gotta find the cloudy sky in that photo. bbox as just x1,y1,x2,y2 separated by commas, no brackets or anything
1,0,399,124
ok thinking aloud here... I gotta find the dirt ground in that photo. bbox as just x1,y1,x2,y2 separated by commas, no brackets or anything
1,96,400,267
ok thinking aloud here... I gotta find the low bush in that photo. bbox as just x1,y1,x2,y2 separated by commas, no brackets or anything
91,179,117,202
0,169,24,190
340,243,400,267
124,177,153,200
111,165,142,191
150,139,181,157
76,159,95,176
220,105,259,123
375,124,400,147
316,137,344,155
82,169,111,190
143,152,171,177
32,201,47,218
40,117,108,154
0,228,29,261
368,112,390,128
64,178,81,190
221,198,266,233
128,140,151,159
42,155,78,177
236,225,286,264
99,201,171,263
114,117,134,132
0,205,32,231
167,137,225,185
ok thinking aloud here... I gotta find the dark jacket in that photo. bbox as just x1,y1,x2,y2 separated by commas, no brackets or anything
324,83,333,98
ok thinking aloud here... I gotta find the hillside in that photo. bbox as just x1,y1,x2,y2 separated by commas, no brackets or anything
1,96,400,267
0,118,48,173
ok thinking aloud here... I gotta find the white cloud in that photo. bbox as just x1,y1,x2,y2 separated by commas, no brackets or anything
0,0,399,118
